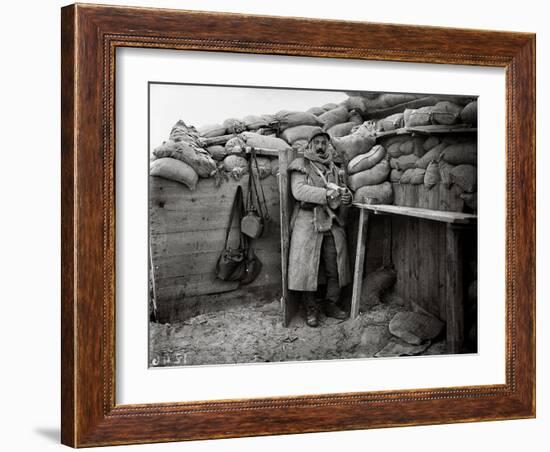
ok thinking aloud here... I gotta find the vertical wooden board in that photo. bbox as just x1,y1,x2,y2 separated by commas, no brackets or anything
407,217,419,305
416,220,441,318
417,185,430,209
392,182,403,206
382,216,392,267
439,183,452,211
445,224,464,353
428,183,441,210
351,209,369,319
391,217,407,302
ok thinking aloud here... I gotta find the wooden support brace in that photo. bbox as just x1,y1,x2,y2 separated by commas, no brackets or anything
445,223,464,353
350,208,370,319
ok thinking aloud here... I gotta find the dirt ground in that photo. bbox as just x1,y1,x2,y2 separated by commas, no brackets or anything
149,292,446,367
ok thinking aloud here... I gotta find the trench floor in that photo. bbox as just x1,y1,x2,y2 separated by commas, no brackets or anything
149,293,447,367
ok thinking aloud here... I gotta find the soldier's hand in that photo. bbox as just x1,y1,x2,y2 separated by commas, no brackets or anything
341,190,352,206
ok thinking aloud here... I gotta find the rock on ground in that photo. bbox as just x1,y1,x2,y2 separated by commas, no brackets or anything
388,311,444,345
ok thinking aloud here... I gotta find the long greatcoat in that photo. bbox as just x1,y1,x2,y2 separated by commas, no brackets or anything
287,157,352,292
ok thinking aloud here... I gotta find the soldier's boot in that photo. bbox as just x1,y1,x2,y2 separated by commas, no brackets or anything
324,300,348,320
303,295,320,328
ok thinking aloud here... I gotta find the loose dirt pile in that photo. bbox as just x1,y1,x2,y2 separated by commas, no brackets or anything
149,293,446,367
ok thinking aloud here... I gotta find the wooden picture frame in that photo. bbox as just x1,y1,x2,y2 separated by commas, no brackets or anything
61,3,535,447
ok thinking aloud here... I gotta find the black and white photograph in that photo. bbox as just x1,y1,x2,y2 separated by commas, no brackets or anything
148,84,478,367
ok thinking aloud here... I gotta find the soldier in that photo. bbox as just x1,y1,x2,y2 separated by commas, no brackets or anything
287,128,352,327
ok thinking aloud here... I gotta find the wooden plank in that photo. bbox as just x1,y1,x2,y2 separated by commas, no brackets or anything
428,183,441,210
150,226,281,257
278,148,299,326
351,209,369,319
417,185,430,209
392,182,404,206
392,217,407,302
352,203,477,224
445,223,464,353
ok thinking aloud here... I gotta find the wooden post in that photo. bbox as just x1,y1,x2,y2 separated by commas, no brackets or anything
445,223,464,353
278,148,298,326
350,208,370,319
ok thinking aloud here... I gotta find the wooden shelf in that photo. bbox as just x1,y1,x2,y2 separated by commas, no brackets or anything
352,203,477,224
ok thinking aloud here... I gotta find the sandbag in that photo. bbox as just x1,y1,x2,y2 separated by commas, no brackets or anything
389,169,403,182
223,118,246,134
327,121,357,138
351,120,378,137
343,96,367,115
348,159,391,190
390,154,417,171
442,134,471,145
399,168,415,184
450,164,477,192
332,134,376,161
260,114,277,125
198,123,226,138
415,143,447,169
354,182,393,205
379,113,404,131
275,110,323,131
379,134,410,148
460,192,478,211
460,100,478,126
281,125,323,144
348,145,386,174
225,136,246,155
153,140,217,178
409,168,426,185
222,155,248,178
150,157,198,190
306,106,326,116
240,132,291,151
348,110,364,125
431,101,462,125
169,120,201,143
243,115,268,131
321,102,339,111
424,161,440,188
404,106,433,127
292,139,308,152
423,135,440,151
207,145,227,162
360,266,397,307
319,106,349,130
439,160,454,188
365,93,424,110
442,142,477,165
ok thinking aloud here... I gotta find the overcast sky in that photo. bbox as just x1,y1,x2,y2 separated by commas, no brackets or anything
149,83,347,149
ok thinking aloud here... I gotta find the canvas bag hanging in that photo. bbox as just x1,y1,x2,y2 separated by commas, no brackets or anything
216,185,263,284
216,186,247,281
241,150,270,239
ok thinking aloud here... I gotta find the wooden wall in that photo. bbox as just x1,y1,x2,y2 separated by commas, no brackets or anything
149,174,282,317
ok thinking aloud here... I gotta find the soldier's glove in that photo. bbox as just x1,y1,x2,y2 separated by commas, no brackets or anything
340,189,352,206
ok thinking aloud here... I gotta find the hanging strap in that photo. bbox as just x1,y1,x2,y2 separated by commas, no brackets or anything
248,149,269,220
223,185,244,249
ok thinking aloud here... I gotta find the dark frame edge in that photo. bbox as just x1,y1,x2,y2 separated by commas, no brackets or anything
61,3,77,448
